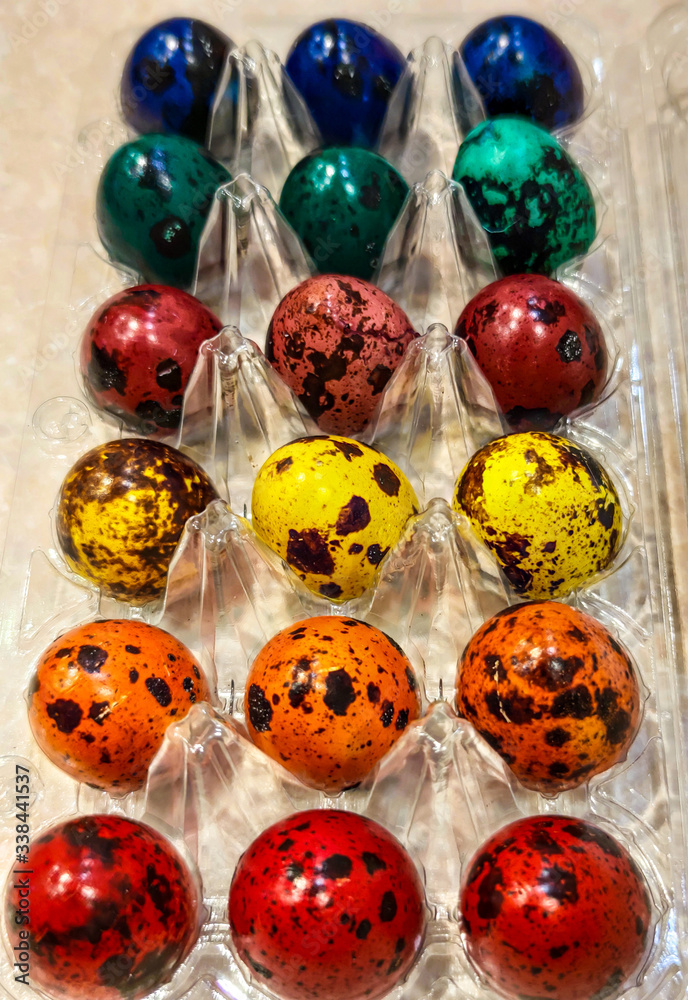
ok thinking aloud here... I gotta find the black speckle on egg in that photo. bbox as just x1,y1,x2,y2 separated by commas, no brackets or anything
145,676,172,707
379,890,397,922
538,864,579,904
477,864,504,920
77,645,108,673
373,463,400,496
320,854,352,880
380,700,394,727
355,919,372,940
149,216,192,259
88,700,111,726
336,495,371,535
46,699,83,734
287,529,335,575
555,330,582,363
155,358,182,391
323,669,357,715
367,682,380,704
248,684,273,732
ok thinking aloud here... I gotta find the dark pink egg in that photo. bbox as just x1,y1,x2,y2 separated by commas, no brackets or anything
266,275,417,434
455,275,608,431
80,284,222,434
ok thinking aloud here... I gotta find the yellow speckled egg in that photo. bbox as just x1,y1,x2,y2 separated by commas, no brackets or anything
453,432,622,598
56,438,218,604
251,436,419,601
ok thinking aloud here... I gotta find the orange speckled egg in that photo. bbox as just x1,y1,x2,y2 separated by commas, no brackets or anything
457,601,641,793
28,619,211,794
245,616,421,791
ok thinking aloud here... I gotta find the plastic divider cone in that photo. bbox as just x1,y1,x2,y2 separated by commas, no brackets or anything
378,36,484,184
208,40,322,196
376,171,497,332
192,174,313,342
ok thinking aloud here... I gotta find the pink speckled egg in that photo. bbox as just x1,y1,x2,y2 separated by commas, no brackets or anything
266,275,417,434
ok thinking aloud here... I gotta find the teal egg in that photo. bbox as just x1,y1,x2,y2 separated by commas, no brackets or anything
96,134,231,289
279,147,409,280
452,117,596,276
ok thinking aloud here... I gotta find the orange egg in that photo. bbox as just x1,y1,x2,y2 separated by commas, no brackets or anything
28,619,211,794
245,616,421,792
457,601,641,793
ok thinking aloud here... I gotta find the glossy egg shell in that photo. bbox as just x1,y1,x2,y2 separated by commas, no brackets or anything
121,18,232,145
28,619,211,794
455,274,608,430
453,117,596,277
279,147,409,281
80,284,222,434
266,274,417,434
56,438,218,604
245,616,420,791
453,432,622,598
96,133,231,289
251,435,419,601
460,815,652,1000
4,814,200,1000
229,809,426,1000
460,16,585,131
286,19,406,148
457,601,641,792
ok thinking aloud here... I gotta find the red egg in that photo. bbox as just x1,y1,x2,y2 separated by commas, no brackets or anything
266,274,417,434
80,284,222,434
455,275,608,430
4,814,201,1000
229,809,426,1000
461,815,652,1000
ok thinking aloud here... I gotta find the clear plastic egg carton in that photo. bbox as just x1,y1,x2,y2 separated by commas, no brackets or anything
1,5,687,1000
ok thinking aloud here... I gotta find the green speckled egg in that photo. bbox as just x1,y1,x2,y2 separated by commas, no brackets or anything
279,147,409,281
96,134,231,289
453,431,622,598
452,117,596,276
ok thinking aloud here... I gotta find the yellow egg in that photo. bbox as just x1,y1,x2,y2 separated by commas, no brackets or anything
453,432,622,598
56,438,218,604
251,436,419,601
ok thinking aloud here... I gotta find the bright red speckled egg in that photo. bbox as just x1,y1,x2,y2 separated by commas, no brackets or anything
266,274,417,434
229,809,426,1000
245,616,420,791
455,275,608,430
80,284,222,434
28,619,211,794
457,602,641,793
460,815,652,1000
4,814,201,1000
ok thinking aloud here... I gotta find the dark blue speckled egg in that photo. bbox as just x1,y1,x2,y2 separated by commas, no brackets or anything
460,15,585,131
286,19,406,148
121,18,233,145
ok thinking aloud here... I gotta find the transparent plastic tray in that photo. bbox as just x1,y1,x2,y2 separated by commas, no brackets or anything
0,6,686,1000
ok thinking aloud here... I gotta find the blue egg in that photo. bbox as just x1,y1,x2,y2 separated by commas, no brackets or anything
460,15,585,131
121,18,233,145
285,19,406,148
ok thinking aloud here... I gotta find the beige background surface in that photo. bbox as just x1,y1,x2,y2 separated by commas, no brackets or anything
0,0,676,560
